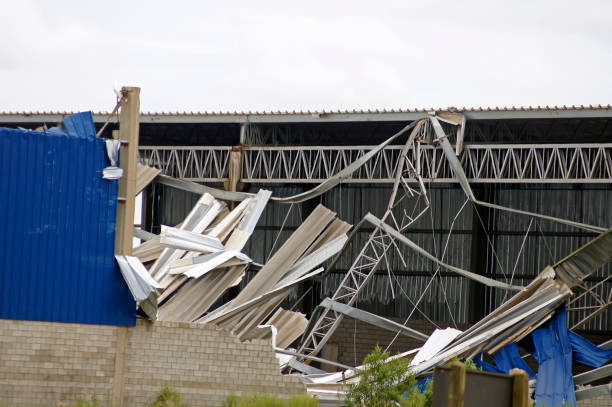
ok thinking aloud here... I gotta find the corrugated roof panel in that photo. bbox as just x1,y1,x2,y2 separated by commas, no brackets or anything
2,104,612,116
2,105,612,124
0,115,135,326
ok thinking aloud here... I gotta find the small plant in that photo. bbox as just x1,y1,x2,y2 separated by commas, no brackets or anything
286,395,320,407
222,394,239,407
346,345,414,407
221,393,318,407
399,379,432,407
71,395,99,407
463,358,479,371
151,386,189,407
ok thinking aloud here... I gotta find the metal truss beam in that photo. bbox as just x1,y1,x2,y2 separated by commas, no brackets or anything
139,143,612,184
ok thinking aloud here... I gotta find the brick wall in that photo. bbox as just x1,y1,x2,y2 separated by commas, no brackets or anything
0,318,305,406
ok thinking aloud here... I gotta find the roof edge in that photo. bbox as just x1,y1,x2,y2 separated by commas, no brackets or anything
1,105,611,124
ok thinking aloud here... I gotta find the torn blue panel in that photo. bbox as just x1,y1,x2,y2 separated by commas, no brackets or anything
62,111,96,139
531,308,575,406
473,354,505,374
568,331,612,366
0,112,135,326
531,306,612,407
492,342,535,379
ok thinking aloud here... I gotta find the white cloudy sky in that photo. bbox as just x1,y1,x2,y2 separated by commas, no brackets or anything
1,0,611,112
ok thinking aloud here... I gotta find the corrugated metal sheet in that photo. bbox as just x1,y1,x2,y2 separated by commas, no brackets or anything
2,104,612,117
0,112,135,326
485,185,612,330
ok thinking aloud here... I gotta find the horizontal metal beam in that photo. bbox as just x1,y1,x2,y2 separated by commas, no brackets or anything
574,364,612,385
575,382,612,401
274,348,353,371
140,143,612,184
320,298,429,341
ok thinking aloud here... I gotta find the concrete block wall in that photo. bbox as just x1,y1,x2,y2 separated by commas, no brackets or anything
123,321,305,406
578,395,612,406
0,319,305,406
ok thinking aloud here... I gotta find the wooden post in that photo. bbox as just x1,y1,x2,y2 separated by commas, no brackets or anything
510,368,529,407
111,327,129,407
448,361,466,407
114,87,140,255
224,147,244,193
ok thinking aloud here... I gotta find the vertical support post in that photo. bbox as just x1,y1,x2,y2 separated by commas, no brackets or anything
114,87,141,255
111,87,139,407
111,326,129,407
468,185,490,323
239,122,248,144
299,192,320,317
510,368,529,407
222,139,245,303
456,115,466,155
224,147,244,194
448,361,466,407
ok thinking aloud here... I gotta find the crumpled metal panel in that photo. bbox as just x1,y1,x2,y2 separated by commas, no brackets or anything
0,112,135,326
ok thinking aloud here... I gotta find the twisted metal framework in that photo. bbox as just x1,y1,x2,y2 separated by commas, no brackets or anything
568,276,612,330
139,143,612,184
296,120,432,358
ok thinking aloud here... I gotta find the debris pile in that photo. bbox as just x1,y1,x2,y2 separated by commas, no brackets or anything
117,184,350,350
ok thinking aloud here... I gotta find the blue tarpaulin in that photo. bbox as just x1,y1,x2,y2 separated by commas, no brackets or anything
492,342,536,379
480,306,612,406
569,331,612,367
531,308,575,406
0,112,135,326
529,307,612,406
473,354,506,374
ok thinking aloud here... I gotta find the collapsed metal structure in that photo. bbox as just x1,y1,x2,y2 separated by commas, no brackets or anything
114,112,612,405
4,107,612,405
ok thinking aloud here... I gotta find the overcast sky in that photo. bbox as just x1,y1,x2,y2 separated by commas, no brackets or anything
1,0,611,112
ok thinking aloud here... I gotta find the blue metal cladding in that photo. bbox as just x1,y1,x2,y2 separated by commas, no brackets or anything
0,112,135,326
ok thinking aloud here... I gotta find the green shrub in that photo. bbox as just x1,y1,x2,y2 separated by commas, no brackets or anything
346,345,414,407
151,386,189,407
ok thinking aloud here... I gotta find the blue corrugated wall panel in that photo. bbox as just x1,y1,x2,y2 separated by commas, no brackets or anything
0,112,135,326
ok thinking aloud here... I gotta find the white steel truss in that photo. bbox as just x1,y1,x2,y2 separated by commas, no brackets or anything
139,143,612,184
568,275,612,331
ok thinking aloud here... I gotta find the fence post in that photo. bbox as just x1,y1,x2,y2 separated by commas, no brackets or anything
448,361,466,407
510,368,529,407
